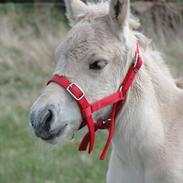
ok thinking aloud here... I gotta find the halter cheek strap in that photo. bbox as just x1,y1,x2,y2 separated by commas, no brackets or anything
47,44,142,160
47,75,95,154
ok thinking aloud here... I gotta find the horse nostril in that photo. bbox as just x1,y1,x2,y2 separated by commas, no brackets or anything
42,109,53,131
30,107,55,138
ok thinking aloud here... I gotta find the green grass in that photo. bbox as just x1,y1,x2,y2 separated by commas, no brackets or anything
0,106,109,183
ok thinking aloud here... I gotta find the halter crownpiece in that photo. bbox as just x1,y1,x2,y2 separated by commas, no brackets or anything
47,44,143,160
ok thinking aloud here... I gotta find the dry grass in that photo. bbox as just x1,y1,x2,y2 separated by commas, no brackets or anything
0,4,68,109
132,2,183,76
0,6,67,65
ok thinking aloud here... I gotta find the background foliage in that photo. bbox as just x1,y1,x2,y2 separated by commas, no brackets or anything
0,4,109,183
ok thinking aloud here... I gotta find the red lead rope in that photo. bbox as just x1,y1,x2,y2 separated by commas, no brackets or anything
47,44,142,160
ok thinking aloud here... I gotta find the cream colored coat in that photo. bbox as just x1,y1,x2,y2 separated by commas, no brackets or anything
30,0,183,182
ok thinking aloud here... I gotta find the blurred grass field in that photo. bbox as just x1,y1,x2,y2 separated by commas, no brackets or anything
0,3,182,183
0,4,109,183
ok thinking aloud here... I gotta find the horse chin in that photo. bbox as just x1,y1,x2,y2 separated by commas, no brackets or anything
41,124,76,145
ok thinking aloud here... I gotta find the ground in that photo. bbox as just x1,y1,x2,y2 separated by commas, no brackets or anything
0,3,182,183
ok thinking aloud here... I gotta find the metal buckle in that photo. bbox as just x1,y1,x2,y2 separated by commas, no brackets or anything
119,86,123,91
133,52,139,73
133,52,139,67
103,118,111,124
66,83,85,101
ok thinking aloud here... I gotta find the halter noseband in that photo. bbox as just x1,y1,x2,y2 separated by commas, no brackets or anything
47,44,142,160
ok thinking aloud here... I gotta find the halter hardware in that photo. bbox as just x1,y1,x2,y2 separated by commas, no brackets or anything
47,43,142,160
67,83,85,101
134,52,139,67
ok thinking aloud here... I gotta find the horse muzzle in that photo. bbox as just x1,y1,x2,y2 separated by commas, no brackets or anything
29,102,71,143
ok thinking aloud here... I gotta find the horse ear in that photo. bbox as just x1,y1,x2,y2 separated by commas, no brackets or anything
109,0,129,31
64,0,87,26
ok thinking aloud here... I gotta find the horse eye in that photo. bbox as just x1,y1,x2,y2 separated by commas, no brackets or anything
89,60,108,70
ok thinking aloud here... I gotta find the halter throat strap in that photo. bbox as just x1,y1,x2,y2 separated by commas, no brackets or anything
47,44,142,160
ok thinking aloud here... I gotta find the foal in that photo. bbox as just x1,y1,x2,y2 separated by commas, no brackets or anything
30,0,183,182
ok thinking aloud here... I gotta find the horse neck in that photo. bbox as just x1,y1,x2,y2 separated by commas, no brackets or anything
112,42,180,158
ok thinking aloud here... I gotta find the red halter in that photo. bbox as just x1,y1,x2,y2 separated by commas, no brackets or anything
47,45,142,160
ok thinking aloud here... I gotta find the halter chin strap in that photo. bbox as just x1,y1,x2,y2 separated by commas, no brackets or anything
47,44,142,160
